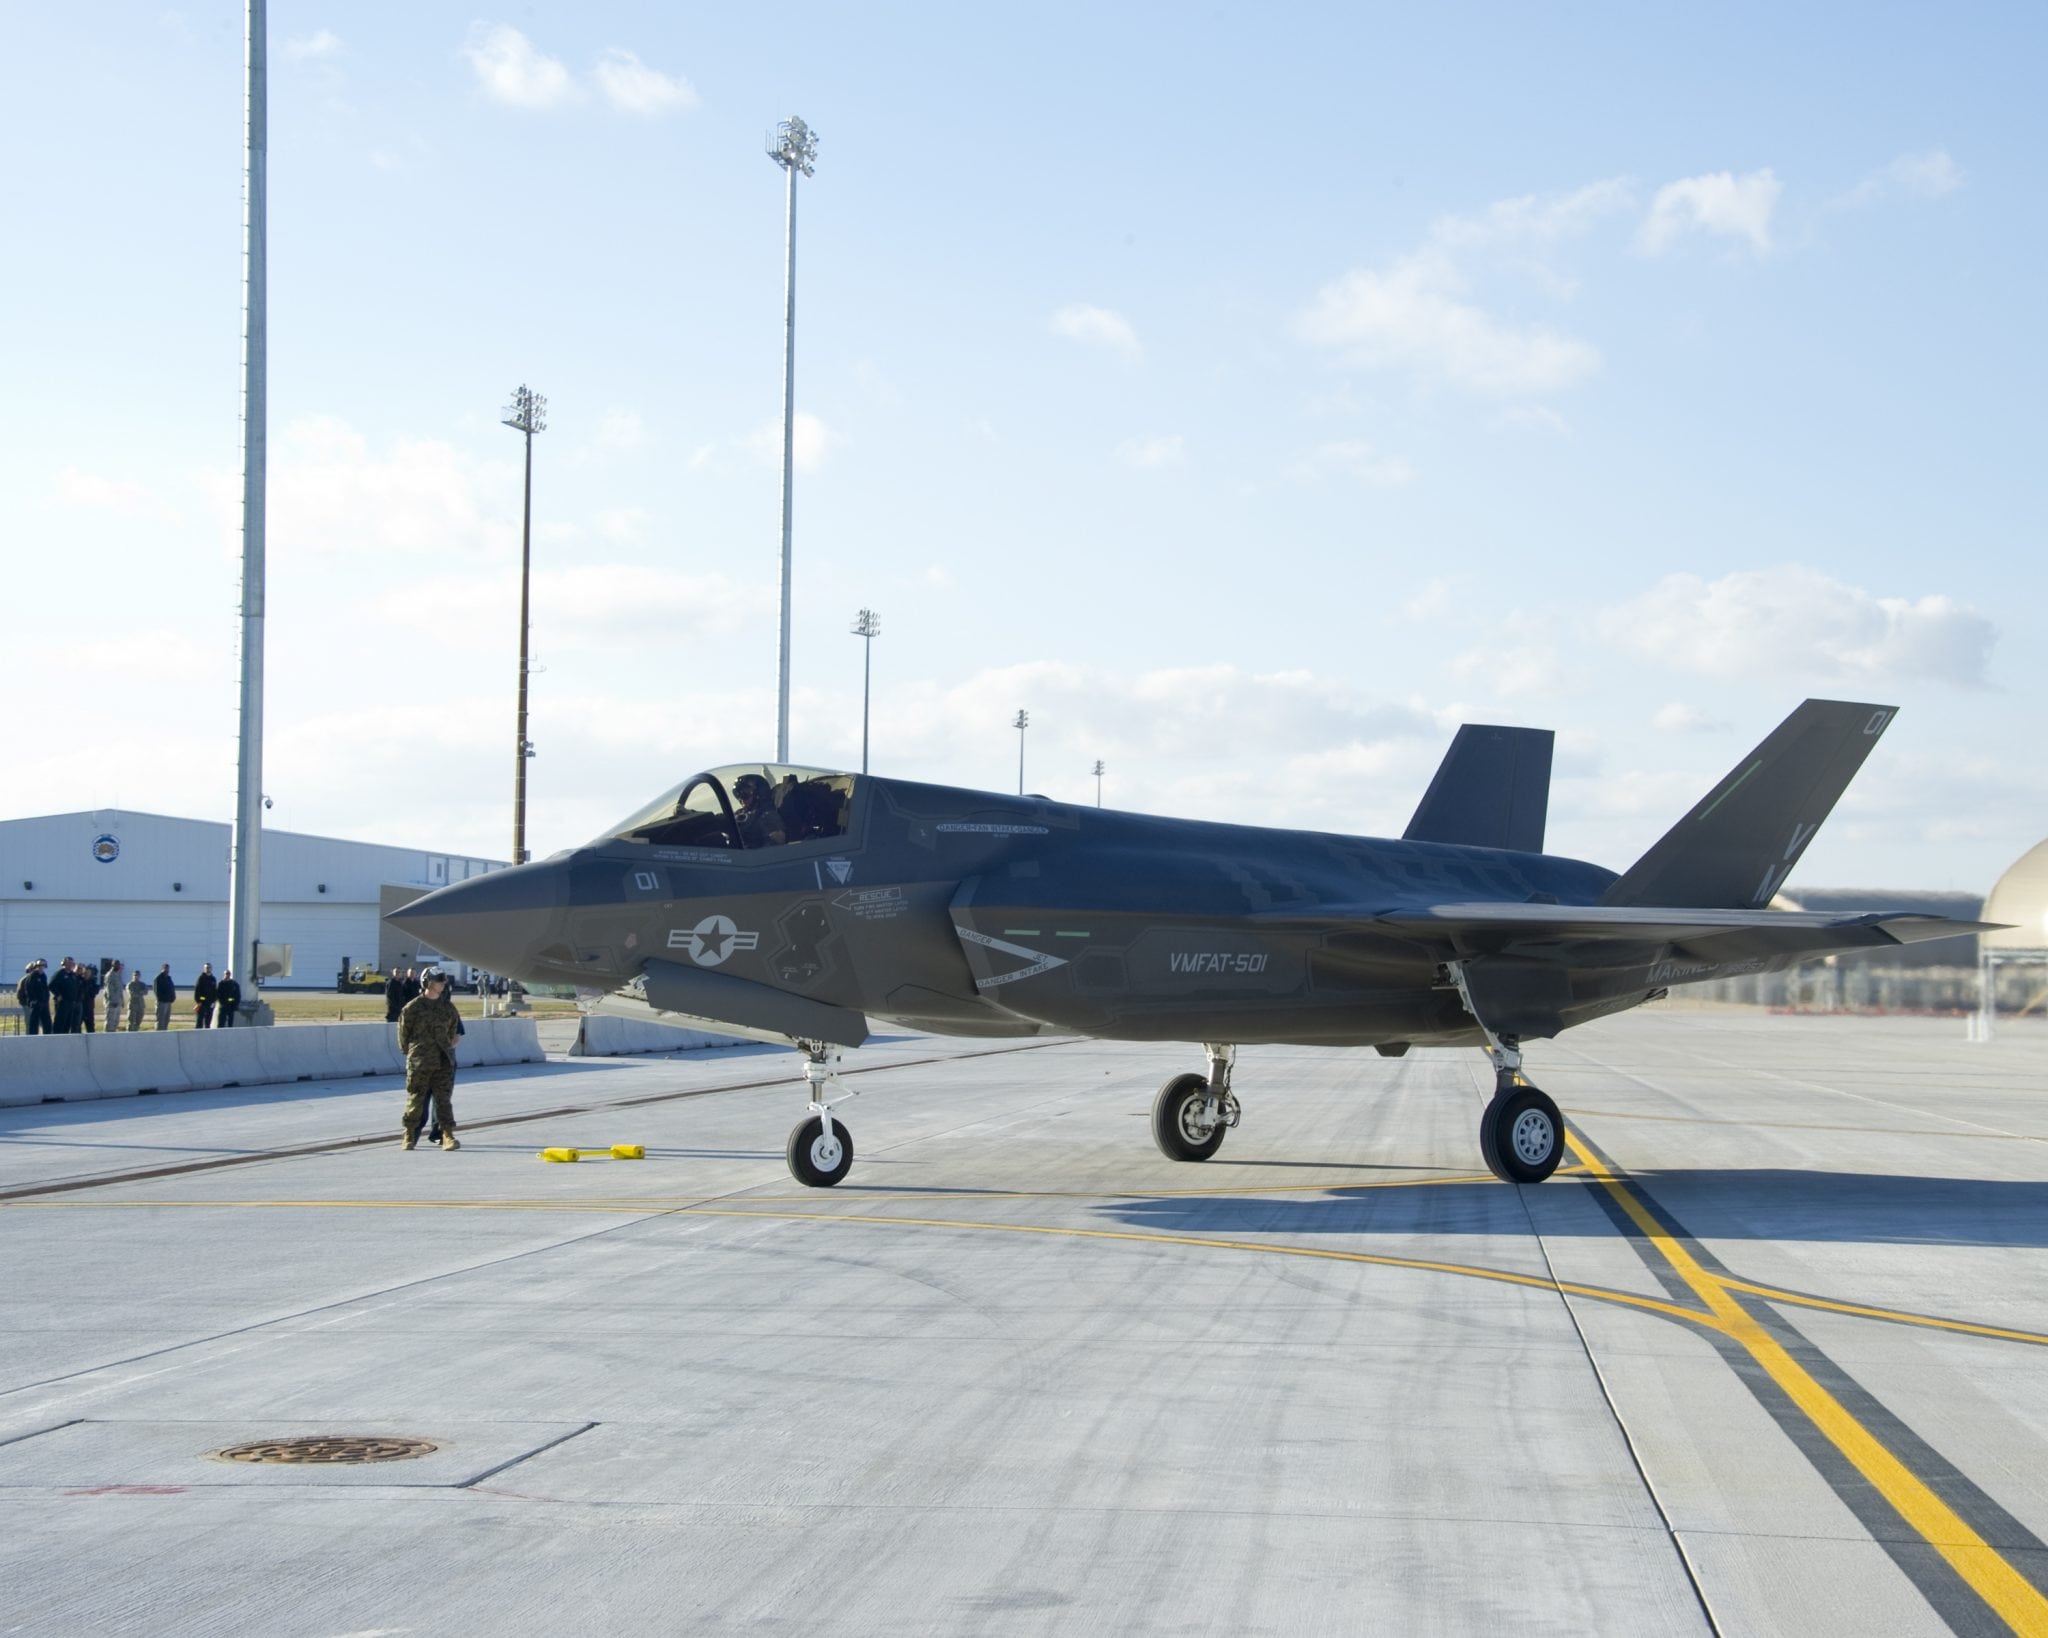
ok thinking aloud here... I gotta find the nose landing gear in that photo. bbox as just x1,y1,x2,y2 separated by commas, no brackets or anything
786,1041,856,1187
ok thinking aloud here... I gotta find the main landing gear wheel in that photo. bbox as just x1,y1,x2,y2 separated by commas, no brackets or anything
1479,1084,1565,1184
1153,1072,1227,1162
787,1115,854,1188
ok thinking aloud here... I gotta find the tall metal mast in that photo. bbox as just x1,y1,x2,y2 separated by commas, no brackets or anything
767,115,818,763
851,607,880,774
228,0,267,996
502,385,547,865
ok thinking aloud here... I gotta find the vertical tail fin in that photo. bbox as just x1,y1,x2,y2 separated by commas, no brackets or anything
1403,724,1554,853
1602,700,1896,909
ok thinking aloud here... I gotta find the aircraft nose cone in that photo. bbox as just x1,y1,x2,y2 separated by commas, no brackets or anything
384,860,569,980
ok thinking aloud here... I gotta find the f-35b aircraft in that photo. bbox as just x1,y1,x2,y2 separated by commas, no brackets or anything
389,699,1986,1189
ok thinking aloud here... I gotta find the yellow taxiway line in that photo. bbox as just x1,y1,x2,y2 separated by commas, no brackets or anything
1565,1131,2048,1635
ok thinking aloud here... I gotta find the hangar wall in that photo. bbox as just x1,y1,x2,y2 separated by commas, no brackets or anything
0,809,504,991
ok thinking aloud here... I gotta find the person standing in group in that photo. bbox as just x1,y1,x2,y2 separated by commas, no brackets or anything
397,969,462,1152
49,958,80,1033
14,963,40,1034
193,963,217,1028
103,961,125,1033
383,966,406,1024
153,964,176,1030
216,970,243,1027
26,961,52,1035
79,962,99,1033
125,966,148,1031
400,967,421,1011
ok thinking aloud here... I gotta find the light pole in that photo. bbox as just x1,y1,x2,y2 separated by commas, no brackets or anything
767,114,819,763
1092,759,1105,807
851,608,880,774
228,0,268,1009
1013,710,1029,795
502,384,547,865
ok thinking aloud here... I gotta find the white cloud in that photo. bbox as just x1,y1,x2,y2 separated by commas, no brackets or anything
742,412,841,472
594,410,645,450
1115,434,1184,470
1427,178,1635,253
1599,566,1996,687
875,662,1439,830
1297,253,1601,397
1835,149,1965,210
1049,304,1140,357
461,23,576,110
210,416,517,562
1650,702,1727,735
1295,179,1631,399
1449,644,1578,700
1287,439,1415,487
284,29,342,60
1638,168,1781,255
592,47,697,115
55,466,177,520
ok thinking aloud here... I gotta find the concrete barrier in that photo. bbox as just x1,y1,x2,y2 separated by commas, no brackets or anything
570,1014,747,1058
0,1034,104,1106
325,1023,404,1080
457,1018,544,1068
173,1027,270,1091
86,1031,195,1097
252,1025,335,1086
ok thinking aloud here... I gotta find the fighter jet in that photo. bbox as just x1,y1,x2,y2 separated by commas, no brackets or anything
388,699,1988,1188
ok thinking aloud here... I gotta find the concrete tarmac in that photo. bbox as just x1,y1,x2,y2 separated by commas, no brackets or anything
2,1008,2045,1636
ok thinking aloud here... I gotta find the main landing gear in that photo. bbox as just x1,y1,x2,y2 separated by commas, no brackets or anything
1153,1043,1240,1162
1448,963,1566,1184
786,1041,855,1187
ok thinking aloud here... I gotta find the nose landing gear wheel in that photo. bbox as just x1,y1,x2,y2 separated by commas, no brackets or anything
787,1114,854,1187
1479,1084,1565,1184
1153,1072,1227,1162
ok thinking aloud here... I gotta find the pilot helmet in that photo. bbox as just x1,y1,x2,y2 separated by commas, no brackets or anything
734,774,770,804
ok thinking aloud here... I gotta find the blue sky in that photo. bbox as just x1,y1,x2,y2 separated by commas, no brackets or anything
5,3,2041,891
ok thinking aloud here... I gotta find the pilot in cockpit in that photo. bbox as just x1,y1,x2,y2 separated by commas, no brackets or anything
732,773,788,849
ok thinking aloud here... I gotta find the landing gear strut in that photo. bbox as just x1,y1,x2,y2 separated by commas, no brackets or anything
786,1041,855,1187
1447,963,1566,1184
1153,1043,1240,1162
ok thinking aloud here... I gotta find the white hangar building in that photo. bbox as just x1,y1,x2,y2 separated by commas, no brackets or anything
0,809,506,991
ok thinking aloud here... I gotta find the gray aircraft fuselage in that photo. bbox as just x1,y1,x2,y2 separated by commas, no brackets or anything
394,771,1681,1053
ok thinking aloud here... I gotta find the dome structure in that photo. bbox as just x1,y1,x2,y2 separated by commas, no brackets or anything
1983,838,2048,951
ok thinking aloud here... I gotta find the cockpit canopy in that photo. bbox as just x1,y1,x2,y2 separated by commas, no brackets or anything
600,764,856,852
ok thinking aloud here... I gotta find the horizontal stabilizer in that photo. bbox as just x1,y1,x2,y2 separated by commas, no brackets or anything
1404,724,1554,853
1603,699,1897,910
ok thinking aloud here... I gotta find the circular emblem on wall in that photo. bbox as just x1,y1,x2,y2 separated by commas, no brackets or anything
92,834,120,864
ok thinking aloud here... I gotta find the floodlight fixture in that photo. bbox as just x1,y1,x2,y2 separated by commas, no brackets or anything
1092,759,1106,807
1014,710,1030,795
766,115,819,176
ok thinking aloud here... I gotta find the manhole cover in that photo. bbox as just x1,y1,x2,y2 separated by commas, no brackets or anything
212,1435,438,1465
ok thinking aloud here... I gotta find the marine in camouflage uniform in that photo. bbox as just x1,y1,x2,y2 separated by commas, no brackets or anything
397,969,463,1150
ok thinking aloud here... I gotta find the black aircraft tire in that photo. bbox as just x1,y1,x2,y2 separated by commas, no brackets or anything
1481,1086,1565,1184
787,1115,854,1188
1153,1073,1227,1162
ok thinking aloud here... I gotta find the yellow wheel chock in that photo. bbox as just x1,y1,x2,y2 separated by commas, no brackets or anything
539,1145,646,1162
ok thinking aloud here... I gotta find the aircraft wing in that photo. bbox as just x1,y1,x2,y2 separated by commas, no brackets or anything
1256,902,2001,962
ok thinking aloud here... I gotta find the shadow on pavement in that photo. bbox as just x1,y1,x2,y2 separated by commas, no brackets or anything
1096,1169,2048,1248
